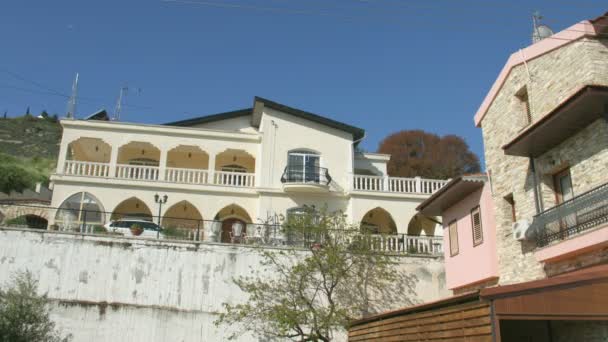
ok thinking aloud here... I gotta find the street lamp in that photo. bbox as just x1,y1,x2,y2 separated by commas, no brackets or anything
154,194,168,238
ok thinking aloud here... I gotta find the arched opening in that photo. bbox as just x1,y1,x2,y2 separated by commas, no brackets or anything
116,142,161,180
117,141,161,165
55,192,105,231
360,207,397,235
214,204,253,243
166,145,209,169
6,215,48,229
111,197,153,221
65,138,112,176
215,149,255,173
67,137,112,163
407,214,440,236
162,200,203,230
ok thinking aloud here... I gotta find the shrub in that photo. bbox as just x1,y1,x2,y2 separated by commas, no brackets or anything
163,226,188,240
0,271,71,342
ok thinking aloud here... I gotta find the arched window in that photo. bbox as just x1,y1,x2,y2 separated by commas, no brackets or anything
55,192,105,231
286,150,321,183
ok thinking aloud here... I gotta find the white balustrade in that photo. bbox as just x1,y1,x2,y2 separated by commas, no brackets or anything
353,175,448,195
352,175,385,191
165,167,208,184
388,177,417,193
63,160,110,177
364,234,444,255
115,164,159,181
213,171,255,187
419,179,448,194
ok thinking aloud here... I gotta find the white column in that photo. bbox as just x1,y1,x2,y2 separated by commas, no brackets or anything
208,153,216,184
415,176,422,193
383,176,389,192
56,139,69,175
108,144,119,178
158,149,167,181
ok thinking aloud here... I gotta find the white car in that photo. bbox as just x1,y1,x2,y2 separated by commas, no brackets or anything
104,219,163,238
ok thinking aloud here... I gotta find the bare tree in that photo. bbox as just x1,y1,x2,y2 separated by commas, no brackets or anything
215,210,418,341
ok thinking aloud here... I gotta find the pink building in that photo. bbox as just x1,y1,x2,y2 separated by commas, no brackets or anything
417,174,498,293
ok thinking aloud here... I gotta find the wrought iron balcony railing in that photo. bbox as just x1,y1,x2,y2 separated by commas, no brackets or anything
533,182,608,247
280,164,332,186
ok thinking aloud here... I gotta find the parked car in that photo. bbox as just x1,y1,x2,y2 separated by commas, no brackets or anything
104,219,163,238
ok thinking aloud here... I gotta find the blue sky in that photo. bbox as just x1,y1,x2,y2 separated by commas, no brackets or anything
1,1,605,164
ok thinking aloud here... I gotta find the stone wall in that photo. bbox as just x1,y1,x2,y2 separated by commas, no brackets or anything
0,227,448,342
478,37,608,285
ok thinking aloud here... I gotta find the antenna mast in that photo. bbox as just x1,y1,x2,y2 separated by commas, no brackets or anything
113,86,128,121
66,73,79,119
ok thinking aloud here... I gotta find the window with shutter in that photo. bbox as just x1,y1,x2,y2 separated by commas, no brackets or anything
471,206,483,246
448,220,459,256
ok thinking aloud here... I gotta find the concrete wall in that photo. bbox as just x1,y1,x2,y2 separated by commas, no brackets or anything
0,228,448,342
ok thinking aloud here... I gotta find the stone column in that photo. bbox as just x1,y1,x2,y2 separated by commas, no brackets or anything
158,149,168,181
108,144,119,178
208,152,216,185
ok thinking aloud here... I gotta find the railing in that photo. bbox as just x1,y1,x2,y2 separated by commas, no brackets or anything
280,165,332,186
165,167,208,185
533,182,608,247
213,171,255,187
0,203,443,255
115,164,160,181
64,160,110,177
353,175,448,195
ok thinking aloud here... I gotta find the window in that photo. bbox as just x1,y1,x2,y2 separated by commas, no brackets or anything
515,86,532,126
287,150,320,183
471,206,483,246
448,220,459,256
55,192,105,230
504,194,516,223
553,168,574,205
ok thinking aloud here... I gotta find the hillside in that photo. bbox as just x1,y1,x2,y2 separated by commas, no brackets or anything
0,115,62,193
0,115,62,159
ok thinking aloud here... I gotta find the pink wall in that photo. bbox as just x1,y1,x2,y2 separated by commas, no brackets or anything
442,183,498,290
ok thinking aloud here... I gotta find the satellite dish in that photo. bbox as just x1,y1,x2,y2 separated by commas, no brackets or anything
533,24,554,43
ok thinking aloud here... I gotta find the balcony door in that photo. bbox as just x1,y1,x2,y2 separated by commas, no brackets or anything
288,151,320,183
553,169,576,234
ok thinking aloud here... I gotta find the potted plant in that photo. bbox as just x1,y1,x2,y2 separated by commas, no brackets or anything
130,223,143,236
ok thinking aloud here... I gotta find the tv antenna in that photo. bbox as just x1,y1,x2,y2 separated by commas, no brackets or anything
532,11,554,44
66,73,79,119
113,85,143,121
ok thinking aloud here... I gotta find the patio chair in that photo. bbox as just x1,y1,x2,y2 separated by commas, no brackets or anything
230,221,245,244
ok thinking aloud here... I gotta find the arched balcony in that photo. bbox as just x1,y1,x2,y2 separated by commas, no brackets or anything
58,138,257,188
116,142,161,181
213,149,256,187
63,138,112,177
165,145,209,184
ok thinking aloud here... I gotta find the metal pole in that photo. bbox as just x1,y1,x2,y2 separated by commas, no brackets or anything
196,220,201,241
82,210,87,233
529,156,542,214
157,202,162,239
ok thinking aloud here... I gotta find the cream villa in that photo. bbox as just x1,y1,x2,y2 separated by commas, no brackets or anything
49,97,447,252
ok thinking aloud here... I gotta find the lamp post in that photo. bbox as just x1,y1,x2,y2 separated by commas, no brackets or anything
154,193,168,238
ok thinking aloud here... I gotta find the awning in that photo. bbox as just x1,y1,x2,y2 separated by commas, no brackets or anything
481,264,608,319
502,85,608,157
416,174,487,216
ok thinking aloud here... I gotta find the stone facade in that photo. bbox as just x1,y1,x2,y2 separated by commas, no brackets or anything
478,37,608,285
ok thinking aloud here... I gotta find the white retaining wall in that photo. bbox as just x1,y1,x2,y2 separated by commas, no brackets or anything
0,228,448,342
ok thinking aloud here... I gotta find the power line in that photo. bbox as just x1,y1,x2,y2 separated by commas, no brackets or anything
163,0,608,41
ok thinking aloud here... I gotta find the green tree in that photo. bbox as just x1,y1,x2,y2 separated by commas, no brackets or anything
215,210,418,341
378,130,481,179
0,271,71,342
0,164,35,194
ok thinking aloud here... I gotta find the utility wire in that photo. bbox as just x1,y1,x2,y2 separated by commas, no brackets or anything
163,0,608,41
